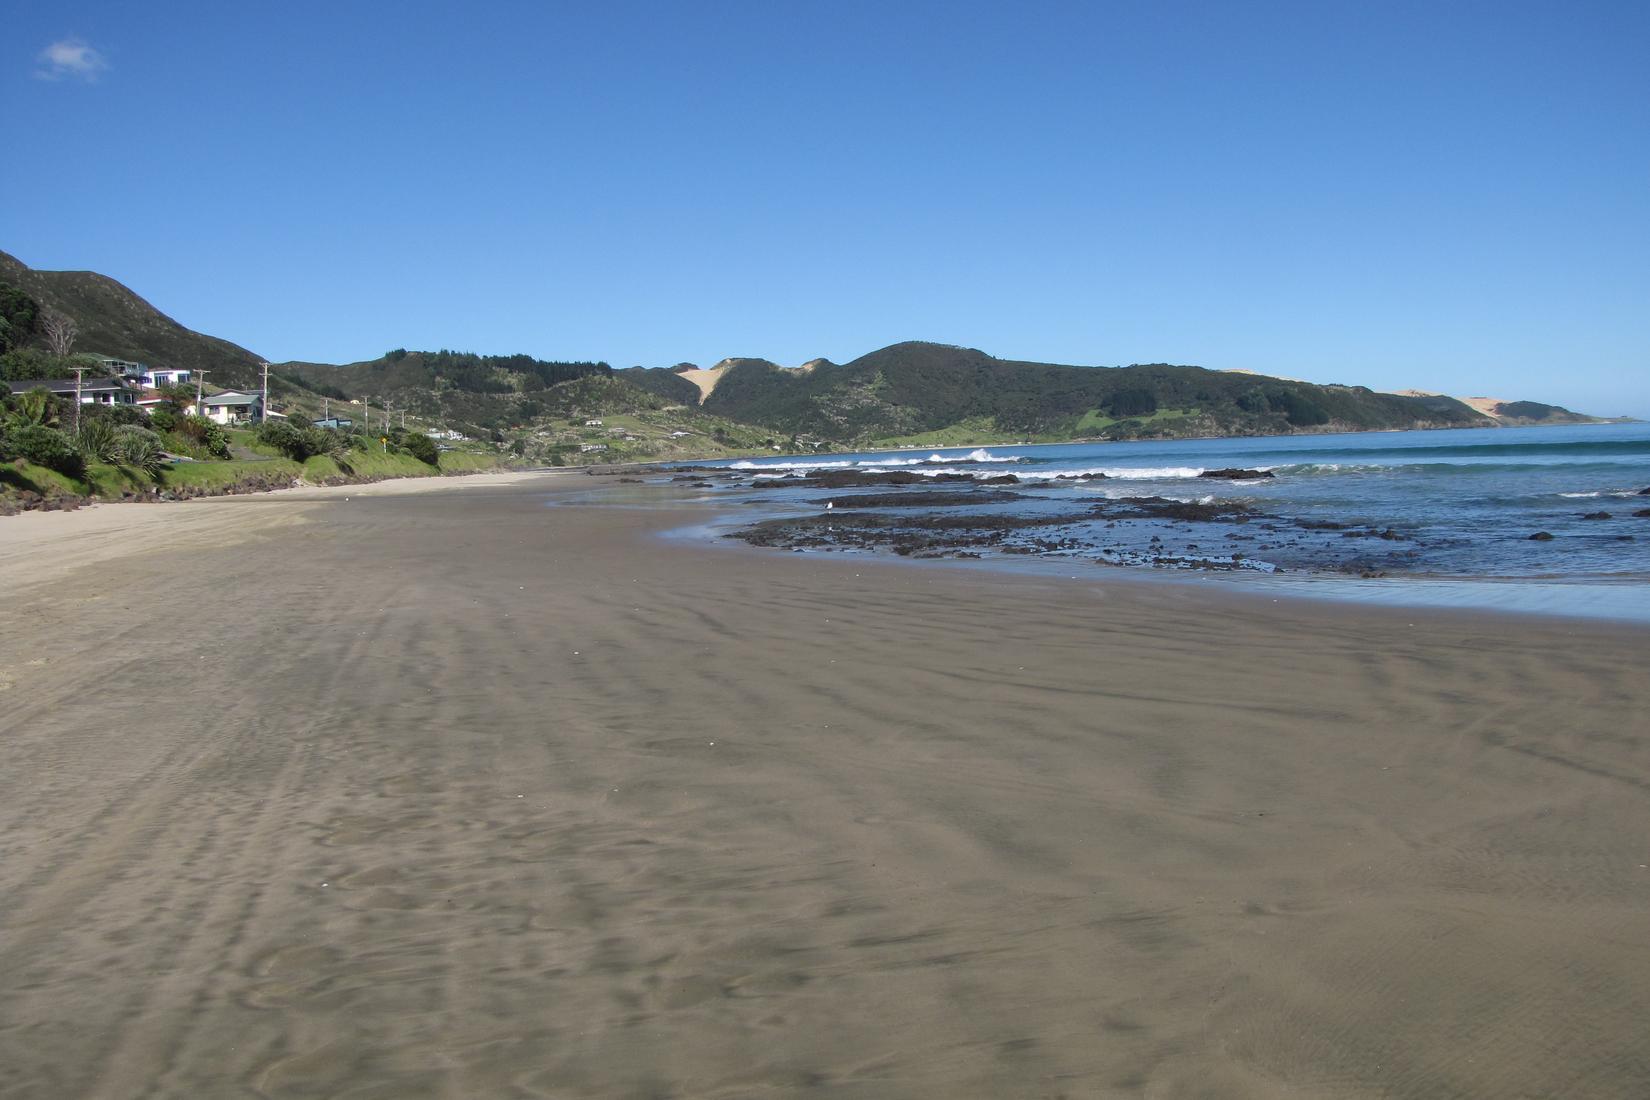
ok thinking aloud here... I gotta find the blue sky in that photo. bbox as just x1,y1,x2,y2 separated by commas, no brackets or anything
5,1,1647,415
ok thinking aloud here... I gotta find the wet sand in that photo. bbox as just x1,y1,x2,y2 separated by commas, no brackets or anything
2,473,1648,1098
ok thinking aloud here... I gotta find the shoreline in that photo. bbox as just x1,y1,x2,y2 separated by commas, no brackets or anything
666,506,1650,631
664,421,1650,622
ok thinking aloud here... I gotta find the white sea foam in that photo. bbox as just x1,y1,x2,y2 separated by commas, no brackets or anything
925,449,1022,464
729,449,1022,472
730,459,856,471
1558,490,1643,498
1021,465,1207,481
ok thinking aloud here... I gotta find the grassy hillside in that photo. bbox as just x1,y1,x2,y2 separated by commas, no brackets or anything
2,254,1616,458
1489,400,1603,425
0,250,265,386
277,349,616,435
703,341,1498,444
616,366,703,406
276,352,789,462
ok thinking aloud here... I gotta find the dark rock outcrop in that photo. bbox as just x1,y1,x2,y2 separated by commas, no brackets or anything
824,490,1022,509
1199,468,1275,480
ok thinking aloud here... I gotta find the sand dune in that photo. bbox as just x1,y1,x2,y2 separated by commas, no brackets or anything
2,475,1647,1097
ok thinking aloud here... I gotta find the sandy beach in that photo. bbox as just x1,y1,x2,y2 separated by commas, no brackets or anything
2,471,1647,1099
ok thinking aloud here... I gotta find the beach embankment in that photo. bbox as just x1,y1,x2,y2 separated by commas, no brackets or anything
0,447,522,516
2,472,1647,1098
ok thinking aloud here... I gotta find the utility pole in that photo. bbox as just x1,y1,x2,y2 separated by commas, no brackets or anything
195,370,210,417
364,396,372,432
260,361,270,423
72,366,86,433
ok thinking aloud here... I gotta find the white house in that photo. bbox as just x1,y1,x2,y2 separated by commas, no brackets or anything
97,356,144,376
98,358,191,387
195,390,264,424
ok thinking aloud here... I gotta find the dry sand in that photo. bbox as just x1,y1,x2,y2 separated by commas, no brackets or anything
2,473,1647,1098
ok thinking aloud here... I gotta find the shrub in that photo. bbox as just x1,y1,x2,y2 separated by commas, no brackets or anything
257,420,345,462
84,403,147,427
175,415,231,458
149,407,177,432
12,424,86,477
76,418,121,463
113,426,168,476
401,432,439,466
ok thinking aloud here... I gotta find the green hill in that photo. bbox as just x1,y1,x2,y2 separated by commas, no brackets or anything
275,350,776,461
615,366,703,406
0,250,265,386
3,253,1618,452
703,341,1500,443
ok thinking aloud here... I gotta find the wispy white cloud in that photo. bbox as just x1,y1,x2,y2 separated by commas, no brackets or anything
35,38,109,82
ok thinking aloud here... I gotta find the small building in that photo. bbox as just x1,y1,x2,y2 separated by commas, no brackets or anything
7,377,136,406
579,443,608,453
312,416,355,430
135,390,173,415
97,358,191,387
97,356,145,377
584,419,603,427
195,390,264,424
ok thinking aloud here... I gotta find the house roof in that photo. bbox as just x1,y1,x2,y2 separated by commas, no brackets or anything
8,377,127,395
201,391,261,406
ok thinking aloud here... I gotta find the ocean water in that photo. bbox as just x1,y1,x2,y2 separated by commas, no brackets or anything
676,422,1650,621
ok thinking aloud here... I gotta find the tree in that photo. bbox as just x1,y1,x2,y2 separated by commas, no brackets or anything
1107,388,1158,418
401,432,439,466
41,311,77,357
0,283,41,353
6,386,60,429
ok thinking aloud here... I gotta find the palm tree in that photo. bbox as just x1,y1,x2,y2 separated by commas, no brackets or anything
6,387,59,429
